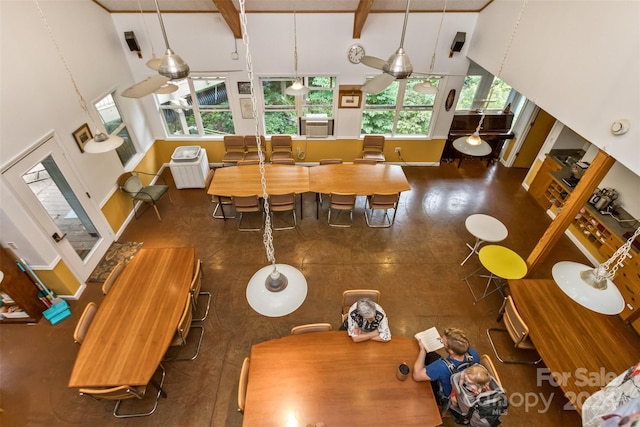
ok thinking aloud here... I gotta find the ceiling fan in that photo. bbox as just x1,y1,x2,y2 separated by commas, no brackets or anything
361,0,415,94
122,0,190,98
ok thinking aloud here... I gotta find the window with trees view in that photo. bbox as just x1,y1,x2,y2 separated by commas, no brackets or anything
156,76,234,136
95,93,136,166
261,76,336,135
361,77,439,136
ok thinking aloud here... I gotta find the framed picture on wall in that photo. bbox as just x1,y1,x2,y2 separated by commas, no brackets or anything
240,98,254,119
237,81,251,95
72,123,92,153
338,91,362,108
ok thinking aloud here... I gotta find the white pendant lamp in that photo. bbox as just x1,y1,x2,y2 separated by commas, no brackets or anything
452,113,492,155
239,0,308,317
285,0,309,96
413,0,447,95
34,0,124,154
552,226,639,315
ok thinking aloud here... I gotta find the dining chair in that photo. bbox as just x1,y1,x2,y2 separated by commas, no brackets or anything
237,357,250,413
290,323,333,335
243,135,266,161
486,295,542,364
101,263,125,295
327,192,356,227
233,195,263,231
73,301,98,344
271,157,295,165
353,158,378,165
480,353,503,387
364,192,400,228
341,289,381,322
163,295,204,362
270,135,293,161
204,169,235,219
78,364,166,418
117,171,172,222
237,159,260,166
190,259,211,322
362,135,386,162
269,193,297,230
222,135,246,165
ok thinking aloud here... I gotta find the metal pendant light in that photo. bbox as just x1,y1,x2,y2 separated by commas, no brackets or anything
285,0,309,96
154,0,189,80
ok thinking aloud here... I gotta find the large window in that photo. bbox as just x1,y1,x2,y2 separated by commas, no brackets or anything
361,77,439,136
95,93,136,166
156,76,234,136
261,76,336,135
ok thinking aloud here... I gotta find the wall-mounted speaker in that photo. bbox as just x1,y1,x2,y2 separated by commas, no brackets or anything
124,31,142,58
449,32,466,57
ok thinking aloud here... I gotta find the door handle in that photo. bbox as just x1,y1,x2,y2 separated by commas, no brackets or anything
52,232,67,242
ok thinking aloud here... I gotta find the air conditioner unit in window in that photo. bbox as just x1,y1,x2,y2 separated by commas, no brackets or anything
306,120,329,138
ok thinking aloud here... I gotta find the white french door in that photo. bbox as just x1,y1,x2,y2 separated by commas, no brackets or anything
3,136,113,280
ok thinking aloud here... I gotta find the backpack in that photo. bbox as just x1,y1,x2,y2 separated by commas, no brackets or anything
433,353,476,407
449,369,508,427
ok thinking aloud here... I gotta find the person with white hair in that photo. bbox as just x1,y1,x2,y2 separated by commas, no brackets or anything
346,298,391,343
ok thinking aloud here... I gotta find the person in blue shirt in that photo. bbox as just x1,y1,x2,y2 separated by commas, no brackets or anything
412,327,480,405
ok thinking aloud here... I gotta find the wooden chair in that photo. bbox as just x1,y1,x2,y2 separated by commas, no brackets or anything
341,289,381,322
290,323,333,335
79,364,166,418
487,295,542,364
270,135,293,161
164,295,204,362
480,353,503,387
362,135,386,162
101,263,125,295
364,192,400,228
73,302,98,344
222,135,246,164
237,357,250,413
243,135,266,161
117,171,171,222
233,195,263,231
328,193,356,227
353,158,378,165
190,259,211,322
269,193,297,230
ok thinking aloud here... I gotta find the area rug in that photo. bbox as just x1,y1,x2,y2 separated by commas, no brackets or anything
88,242,143,283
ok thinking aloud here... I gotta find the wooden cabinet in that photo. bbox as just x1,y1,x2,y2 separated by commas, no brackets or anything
0,247,45,323
529,156,563,209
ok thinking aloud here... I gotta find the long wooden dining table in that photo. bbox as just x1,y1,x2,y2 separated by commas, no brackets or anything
68,247,195,388
509,279,640,412
242,331,442,427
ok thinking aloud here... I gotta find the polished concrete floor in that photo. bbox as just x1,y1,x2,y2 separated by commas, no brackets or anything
1,161,600,427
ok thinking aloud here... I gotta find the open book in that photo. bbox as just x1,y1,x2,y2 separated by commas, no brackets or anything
415,326,445,352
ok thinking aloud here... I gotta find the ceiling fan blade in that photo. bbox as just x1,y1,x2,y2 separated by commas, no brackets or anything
361,73,397,94
121,75,170,98
146,56,161,71
361,56,387,70
154,83,179,94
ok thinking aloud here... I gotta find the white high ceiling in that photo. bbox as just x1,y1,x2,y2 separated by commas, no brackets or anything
93,0,493,13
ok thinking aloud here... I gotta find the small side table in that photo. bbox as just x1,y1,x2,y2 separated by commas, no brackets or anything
461,214,508,265
464,245,527,304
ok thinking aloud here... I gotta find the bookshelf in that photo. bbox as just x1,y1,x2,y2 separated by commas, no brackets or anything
0,247,45,323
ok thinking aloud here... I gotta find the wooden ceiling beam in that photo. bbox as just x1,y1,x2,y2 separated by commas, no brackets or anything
213,0,242,39
353,0,374,39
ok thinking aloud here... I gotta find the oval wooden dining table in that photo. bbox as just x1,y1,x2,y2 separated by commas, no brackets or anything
242,331,442,427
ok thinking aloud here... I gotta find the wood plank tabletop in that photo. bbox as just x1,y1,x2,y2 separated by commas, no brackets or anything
509,279,640,412
309,163,411,195
68,247,195,388
208,164,310,197
243,332,441,427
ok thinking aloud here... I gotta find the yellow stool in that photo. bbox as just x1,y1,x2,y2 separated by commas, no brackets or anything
464,245,527,304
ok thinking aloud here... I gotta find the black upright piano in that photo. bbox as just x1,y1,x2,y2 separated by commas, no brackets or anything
441,111,515,165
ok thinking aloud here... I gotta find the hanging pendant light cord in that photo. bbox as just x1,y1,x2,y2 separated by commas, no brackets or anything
138,0,157,59
239,0,276,267
428,0,447,75
496,0,528,80
292,0,300,79
33,0,100,133
599,226,640,280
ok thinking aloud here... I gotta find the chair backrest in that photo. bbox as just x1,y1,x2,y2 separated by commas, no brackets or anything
102,263,125,295
329,193,356,210
204,169,214,189
342,289,381,315
480,354,503,387
224,135,245,151
369,192,400,208
174,295,194,346
191,259,202,297
244,135,266,152
79,384,145,401
270,135,292,152
291,323,333,335
353,158,378,164
503,295,531,348
319,159,343,165
233,195,260,212
363,135,385,152
237,357,250,413
74,302,98,344
237,159,260,166
271,158,295,165
118,173,143,194
269,193,295,211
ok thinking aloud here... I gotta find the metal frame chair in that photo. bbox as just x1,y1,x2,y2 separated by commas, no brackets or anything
290,323,333,335
341,289,381,322
269,193,297,230
205,169,235,219
163,295,204,362
364,192,400,228
117,171,172,222
233,195,263,231
362,135,386,162
237,357,250,413
73,302,98,344
480,353,503,387
328,193,356,227
222,135,246,165
190,259,211,322
101,263,125,295
270,135,293,161
243,135,266,161
487,296,542,365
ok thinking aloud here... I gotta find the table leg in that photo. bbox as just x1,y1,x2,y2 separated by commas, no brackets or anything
463,268,505,304
460,238,483,266
217,196,227,220
315,192,320,220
